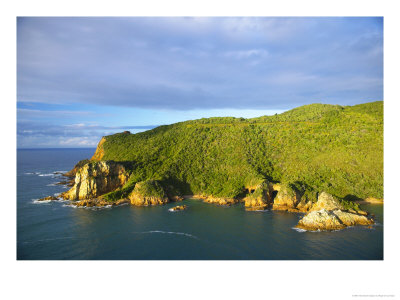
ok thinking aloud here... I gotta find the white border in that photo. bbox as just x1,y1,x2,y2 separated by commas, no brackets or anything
2,1,399,299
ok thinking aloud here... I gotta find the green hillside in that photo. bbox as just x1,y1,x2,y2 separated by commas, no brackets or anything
95,101,383,202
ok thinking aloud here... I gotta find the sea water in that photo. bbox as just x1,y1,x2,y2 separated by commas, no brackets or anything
17,149,383,260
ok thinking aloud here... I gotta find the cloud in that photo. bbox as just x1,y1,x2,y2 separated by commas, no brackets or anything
17,121,159,148
17,17,383,111
223,49,269,59
59,137,100,147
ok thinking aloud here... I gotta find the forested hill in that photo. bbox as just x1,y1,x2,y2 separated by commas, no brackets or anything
92,101,383,201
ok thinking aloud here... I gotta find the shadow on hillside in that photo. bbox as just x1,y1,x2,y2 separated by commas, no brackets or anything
343,194,363,202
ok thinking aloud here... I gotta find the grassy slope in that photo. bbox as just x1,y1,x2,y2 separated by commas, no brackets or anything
98,101,383,201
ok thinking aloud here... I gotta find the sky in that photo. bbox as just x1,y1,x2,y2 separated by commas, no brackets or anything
17,17,383,148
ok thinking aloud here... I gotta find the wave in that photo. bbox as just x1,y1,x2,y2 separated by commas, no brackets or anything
39,173,54,177
61,204,113,210
32,199,51,204
134,230,199,240
292,227,307,233
62,204,77,208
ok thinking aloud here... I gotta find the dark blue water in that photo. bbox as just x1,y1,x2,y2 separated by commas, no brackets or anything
17,149,383,260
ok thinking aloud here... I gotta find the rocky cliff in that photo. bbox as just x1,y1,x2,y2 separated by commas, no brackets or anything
91,137,106,161
62,161,129,200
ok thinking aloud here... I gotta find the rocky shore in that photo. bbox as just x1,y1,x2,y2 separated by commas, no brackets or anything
37,160,380,231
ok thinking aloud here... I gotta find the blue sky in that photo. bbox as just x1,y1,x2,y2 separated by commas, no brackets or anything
17,17,383,148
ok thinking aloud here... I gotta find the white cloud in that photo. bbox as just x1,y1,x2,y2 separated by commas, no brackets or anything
59,137,98,146
223,49,269,59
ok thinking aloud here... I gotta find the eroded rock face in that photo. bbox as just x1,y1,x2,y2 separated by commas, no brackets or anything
309,192,343,211
63,159,90,178
244,197,268,210
332,210,374,226
129,180,169,206
272,184,306,211
296,209,374,231
295,198,313,212
91,137,106,161
203,196,238,206
244,181,272,210
296,209,345,230
62,161,129,200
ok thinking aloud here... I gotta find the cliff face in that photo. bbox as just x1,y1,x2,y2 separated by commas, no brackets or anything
91,137,106,161
62,161,129,200
272,184,299,211
244,181,272,210
63,159,90,178
271,184,313,212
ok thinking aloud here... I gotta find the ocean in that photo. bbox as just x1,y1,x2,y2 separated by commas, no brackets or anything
17,148,383,260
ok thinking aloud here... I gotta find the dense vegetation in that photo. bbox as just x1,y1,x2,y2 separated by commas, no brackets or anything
131,180,167,198
97,101,383,202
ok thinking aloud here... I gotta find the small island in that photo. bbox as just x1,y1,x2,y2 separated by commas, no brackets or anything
169,205,188,212
40,101,383,231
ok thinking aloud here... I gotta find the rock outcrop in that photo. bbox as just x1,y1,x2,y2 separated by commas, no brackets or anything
271,184,313,212
296,209,374,231
62,161,130,200
244,181,272,211
72,198,130,207
295,191,374,231
169,205,187,211
38,195,58,201
203,196,239,206
309,191,343,211
63,159,90,178
272,184,299,211
295,198,314,212
129,180,169,206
